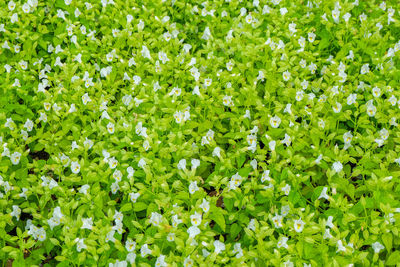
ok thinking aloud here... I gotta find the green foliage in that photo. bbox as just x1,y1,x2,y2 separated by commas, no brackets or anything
0,0,400,266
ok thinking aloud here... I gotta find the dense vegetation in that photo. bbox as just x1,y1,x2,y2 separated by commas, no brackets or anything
1,0,400,266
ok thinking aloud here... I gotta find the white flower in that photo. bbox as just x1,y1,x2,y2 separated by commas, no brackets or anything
222,95,234,107
332,102,342,113
293,218,305,232
71,161,81,174
158,51,169,64
76,238,87,252
191,159,200,170
36,227,46,241
375,139,384,146
280,7,288,16
250,159,257,170
199,198,210,213
337,240,346,253
81,217,93,230
183,256,194,267
269,140,276,151
347,94,357,105
107,122,115,134
108,157,118,169
83,138,93,149
372,86,381,98
388,95,397,106
298,36,306,48
10,152,21,165
140,244,151,257
109,260,127,267
190,212,202,226
125,239,136,252
281,134,291,146
366,103,377,117
201,26,212,40
8,1,16,10
372,242,384,254
187,225,200,239
110,181,119,194
214,240,226,254
248,218,256,231
282,184,291,195
177,159,186,170
308,32,316,43
143,140,150,151
2,118,11,130
296,91,304,101
48,207,63,230
113,170,122,182
277,236,289,249
141,46,151,59
105,229,116,243
332,8,340,23
325,216,335,229
155,255,167,267
204,78,212,87
172,214,182,228
229,172,243,190
10,13,18,23
380,128,389,140
126,253,136,264
212,147,221,158
69,104,76,113
318,187,329,200
261,170,271,183
149,212,162,227
272,214,283,228
82,93,91,105
166,233,175,242
247,134,257,147
282,71,291,81
232,242,244,258
244,110,251,119
19,188,28,199
127,167,135,178
323,228,332,239
343,12,351,22
315,154,323,165
189,181,199,194
332,161,343,173
129,192,140,203
343,131,353,145
361,64,370,74
79,184,90,195
11,205,21,220
138,158,146,169
174,111,184,124
288,22,297,34
270,115,281,128
202,248,210,258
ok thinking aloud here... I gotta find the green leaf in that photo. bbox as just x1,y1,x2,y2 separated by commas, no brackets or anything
120,203,132,212
50,238,60,246
382,233,392,252
223,197,234,212
319,38,330,50
133,202,147,212
230,223,241,239
236,154,246,168
211,208,226,232
386,251,400,265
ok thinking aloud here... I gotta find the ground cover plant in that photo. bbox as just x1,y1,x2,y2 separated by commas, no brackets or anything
1,0,400,266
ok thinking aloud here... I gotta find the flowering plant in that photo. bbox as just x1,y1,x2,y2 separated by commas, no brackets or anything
1,0,400,266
